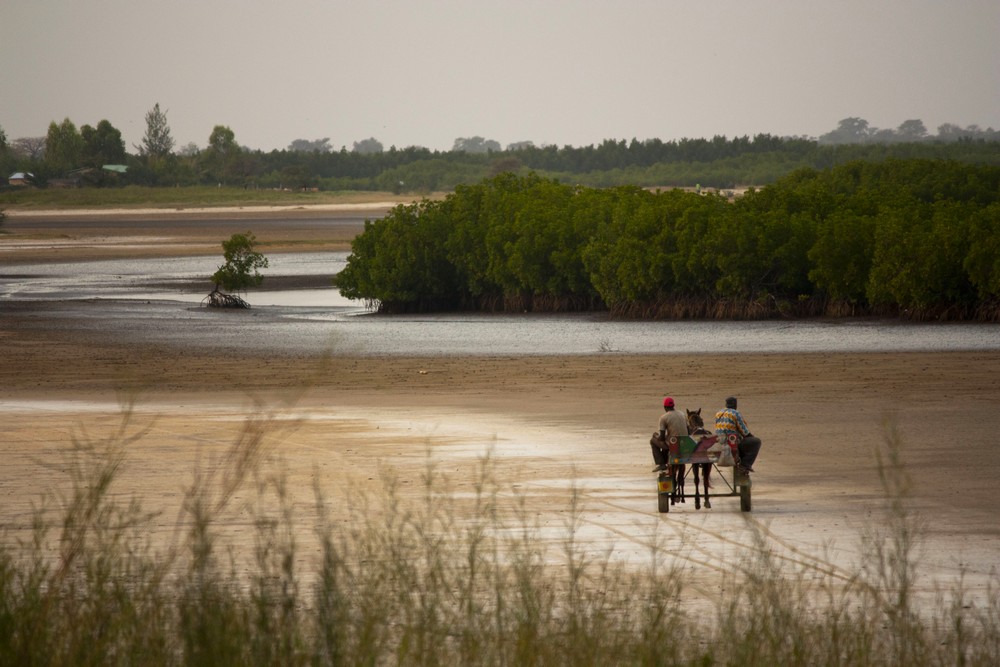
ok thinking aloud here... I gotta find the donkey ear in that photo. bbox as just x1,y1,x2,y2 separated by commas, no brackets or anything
695,408,701,415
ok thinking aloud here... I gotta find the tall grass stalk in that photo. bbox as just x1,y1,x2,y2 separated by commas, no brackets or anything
1,408,997,665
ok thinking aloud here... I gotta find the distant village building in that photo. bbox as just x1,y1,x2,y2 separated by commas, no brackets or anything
7,172,33,186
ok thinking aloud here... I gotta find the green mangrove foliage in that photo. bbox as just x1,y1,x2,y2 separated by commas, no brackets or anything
336,160,1000,319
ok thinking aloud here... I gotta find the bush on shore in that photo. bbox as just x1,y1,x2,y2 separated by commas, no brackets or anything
338,161,1000,321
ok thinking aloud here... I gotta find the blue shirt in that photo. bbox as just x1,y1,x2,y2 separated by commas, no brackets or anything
715,408,750,437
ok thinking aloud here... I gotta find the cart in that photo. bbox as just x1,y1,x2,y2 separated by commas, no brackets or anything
656,433,751,513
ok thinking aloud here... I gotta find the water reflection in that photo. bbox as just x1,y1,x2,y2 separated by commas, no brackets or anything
291,313,1000,355
3,253,1000,355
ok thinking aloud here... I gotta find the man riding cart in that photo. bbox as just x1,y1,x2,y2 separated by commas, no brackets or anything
649,395,761,512
714,396,761,475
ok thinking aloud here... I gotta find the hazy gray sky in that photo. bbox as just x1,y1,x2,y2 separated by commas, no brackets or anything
3,1,998,153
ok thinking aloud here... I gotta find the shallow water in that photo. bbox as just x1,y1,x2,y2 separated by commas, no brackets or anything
3,253,1000,355
0,252,353,305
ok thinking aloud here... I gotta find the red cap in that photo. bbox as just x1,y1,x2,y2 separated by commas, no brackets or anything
663,397,675,407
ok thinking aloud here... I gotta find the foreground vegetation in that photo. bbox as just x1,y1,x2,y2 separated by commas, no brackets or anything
337,159,1000,320
1,408,997,666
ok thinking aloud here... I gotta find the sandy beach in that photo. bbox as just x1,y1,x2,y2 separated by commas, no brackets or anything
2,206,999,609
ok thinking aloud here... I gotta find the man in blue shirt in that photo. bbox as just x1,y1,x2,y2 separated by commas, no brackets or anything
714,396,762,474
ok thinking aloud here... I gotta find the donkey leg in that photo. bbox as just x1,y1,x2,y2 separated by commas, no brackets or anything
703,464,712,509
693,466,702,510
670,465,678,505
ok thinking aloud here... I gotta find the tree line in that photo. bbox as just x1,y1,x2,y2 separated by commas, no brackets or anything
2,110,999,193
818,117,1000,145
336,160,1000,321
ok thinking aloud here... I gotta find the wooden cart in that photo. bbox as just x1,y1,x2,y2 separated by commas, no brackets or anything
656,433,751,513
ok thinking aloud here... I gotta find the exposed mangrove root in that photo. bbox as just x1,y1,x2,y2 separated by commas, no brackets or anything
204,287,251,309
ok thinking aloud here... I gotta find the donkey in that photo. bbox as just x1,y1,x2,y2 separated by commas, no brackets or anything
685,408,713,510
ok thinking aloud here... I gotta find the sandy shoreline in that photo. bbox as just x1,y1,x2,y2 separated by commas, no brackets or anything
2,211,999,609
3,201,401,219
1,204,379,260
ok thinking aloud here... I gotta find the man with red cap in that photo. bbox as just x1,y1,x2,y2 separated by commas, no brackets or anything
651,396,688,471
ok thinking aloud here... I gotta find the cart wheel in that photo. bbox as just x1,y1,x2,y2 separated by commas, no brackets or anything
656,473,673,513
739,484,752,512
658,491,670,513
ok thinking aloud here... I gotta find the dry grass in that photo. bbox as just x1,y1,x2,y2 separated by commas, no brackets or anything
1,405,998,665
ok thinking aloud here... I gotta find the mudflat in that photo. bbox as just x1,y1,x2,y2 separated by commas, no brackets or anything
2,206,999,607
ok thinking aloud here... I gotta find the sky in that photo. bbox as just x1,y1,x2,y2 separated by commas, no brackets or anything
2,1,998,154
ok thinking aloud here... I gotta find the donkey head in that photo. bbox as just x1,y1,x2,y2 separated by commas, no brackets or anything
686,408,706,432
